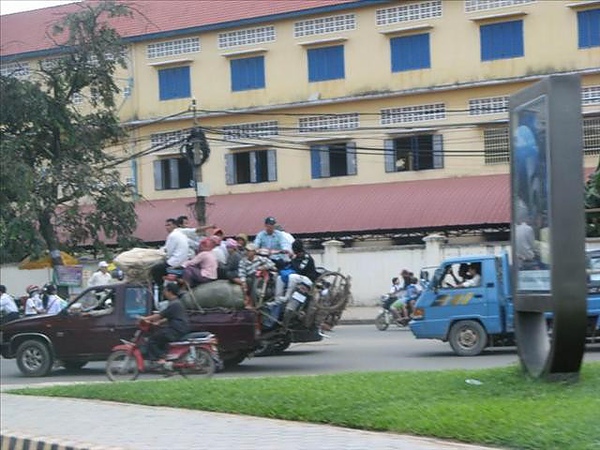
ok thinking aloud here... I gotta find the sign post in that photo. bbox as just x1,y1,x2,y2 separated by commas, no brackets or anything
509,74,587,381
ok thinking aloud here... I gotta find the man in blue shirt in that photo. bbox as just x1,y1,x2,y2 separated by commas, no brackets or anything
254,216,291,268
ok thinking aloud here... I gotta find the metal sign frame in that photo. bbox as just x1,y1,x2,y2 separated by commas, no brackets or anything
509,74,587,381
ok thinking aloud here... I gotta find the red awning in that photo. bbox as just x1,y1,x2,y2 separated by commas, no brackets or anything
134,174,513,242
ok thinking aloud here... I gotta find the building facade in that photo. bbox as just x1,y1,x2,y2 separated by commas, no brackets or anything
1,0,599,244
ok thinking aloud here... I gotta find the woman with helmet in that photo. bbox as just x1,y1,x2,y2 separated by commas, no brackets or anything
24,285,44,316
41,284,66,315
139,280,190,364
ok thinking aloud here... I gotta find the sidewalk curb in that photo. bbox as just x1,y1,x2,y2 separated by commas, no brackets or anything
0,434,90,450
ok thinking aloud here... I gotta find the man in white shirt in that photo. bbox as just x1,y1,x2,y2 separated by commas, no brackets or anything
459,265,482,288
88,261,113,287
0,285,20,324
151,218,190,285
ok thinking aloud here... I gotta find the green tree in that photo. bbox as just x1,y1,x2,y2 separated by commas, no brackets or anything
0,1,138,265
585,161,600,238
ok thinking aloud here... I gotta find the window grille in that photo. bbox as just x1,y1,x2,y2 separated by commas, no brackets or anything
218,26,276,49
376,1,442,26
0,62,30,78
469,96,508,115
380,103,445,125
582,86,600,106
483,126,510,164
147,37,200,59
150,130,188,148
294,14,356,38
299,113,359,133
222,121,279,141
465,0,534,13
584,116,600,156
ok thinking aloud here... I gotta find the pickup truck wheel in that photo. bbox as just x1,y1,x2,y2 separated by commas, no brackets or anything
375,312,389,331
16,340,54,377
449,320,487,356
222,351,248,368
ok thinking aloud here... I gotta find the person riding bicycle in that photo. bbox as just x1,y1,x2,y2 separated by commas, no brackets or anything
140,280,190,365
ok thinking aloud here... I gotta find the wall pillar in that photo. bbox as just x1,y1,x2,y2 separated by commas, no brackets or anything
322,240,344,271
423,233,445,267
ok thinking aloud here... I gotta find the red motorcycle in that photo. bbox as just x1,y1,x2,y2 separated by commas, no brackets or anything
105,319,221,381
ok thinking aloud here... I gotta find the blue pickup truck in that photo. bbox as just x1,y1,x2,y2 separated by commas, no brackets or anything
409,251,600,356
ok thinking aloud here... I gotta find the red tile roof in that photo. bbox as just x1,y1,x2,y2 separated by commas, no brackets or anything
1,0,361,57
134,174,513,242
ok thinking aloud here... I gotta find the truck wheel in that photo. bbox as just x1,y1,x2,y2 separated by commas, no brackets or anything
449,320,488,356
222,351,248,368
253,342,274,357
106,350,139,382
375,312,389,331
16,340,54,377
272,334,292,355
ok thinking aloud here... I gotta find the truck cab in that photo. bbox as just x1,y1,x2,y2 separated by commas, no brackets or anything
410,253,514,356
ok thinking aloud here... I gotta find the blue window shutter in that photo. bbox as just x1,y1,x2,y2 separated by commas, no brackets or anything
391,34,430,72
158,66,190,100
308,45,344,82
384,139,396,172
267,149,277,181
168,158,179,189
249,151,257,183
231,56,265,91
346,142,357,175
310,145,321,178
153,160,163,190
225,154,236,185
578,9,600,48
481,21,523,61
433,134,444,169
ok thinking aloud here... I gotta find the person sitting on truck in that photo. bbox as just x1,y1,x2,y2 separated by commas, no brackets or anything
219,238,243,281
151,218,190,286
181,237,218,288
458,264,481,288
0,285,20,324
236,243,276,296
140,280,190,364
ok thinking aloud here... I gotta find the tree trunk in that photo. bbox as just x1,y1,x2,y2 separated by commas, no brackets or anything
39,210,64,266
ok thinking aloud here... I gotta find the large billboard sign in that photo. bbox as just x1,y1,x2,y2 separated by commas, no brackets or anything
509,75,587,381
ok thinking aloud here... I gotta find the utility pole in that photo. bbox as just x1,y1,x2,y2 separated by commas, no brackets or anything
182,99,211,226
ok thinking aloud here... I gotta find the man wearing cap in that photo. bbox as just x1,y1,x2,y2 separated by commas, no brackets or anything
254,217,291,267
88,261,113,287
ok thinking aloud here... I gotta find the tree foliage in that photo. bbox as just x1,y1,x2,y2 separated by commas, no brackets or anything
585,163,600,237
0,1,139,265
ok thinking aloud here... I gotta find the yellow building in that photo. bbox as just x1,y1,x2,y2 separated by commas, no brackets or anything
1,0,599,244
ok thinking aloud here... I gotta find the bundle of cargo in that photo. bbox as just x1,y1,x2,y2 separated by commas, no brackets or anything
181,280,245,311
114,248,165,283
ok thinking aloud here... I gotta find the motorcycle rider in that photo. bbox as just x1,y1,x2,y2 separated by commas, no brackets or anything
254,216,292,268
140,280,190,365
280,239,319,324
236,243,276,296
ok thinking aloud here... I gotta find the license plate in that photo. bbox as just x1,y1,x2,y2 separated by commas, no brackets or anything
292,291,307,303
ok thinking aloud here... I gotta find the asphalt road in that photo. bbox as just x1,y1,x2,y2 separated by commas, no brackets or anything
2,324,599,386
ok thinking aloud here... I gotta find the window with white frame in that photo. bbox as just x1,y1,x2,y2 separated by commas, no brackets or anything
225,149,277,185
150,130,188,148
218,26,276,49
0,61,30,79
584,116,600,156
299,113,359,133
464,0,535,13
310,142,357,178
223,121,279,141
384,134,444,172
376,1,442,26
153,157,193,190
483,126,510,164
294,14,356,38
582,86,600,105
469,96,508,115
147,37,200,59
381,103,445,125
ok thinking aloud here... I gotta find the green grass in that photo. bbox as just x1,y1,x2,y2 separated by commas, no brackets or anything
10,363,600,450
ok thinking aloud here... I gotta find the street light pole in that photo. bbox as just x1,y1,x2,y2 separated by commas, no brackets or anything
182,99,211,226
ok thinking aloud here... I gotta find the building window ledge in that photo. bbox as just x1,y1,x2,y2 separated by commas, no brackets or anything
148,58,193,67
469,11,527,22
566,1,600,9
297,37,348,47
379,24,433,35
221,48,268,58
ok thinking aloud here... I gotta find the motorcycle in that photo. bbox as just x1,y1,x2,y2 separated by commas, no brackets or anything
375,294,410,331
105,319,222,381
